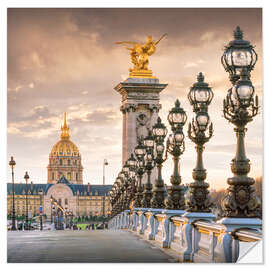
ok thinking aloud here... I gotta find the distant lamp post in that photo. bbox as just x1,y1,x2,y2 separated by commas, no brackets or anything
186,73,214,212
9,156,17,231
24,171,30,230
166,100,187,209
127,154,137,208
134,139,146,207
141,131,155,208
103,159,109,217
221,26,257,85
222,67,260,217
50,195,53,224
151,117,168,208
118,171,126,213
38,189,43,231
122,161,130,210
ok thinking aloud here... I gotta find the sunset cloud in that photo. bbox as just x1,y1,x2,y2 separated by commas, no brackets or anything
7,8,262,190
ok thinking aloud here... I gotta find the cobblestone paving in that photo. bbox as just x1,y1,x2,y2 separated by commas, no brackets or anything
8,230,176,263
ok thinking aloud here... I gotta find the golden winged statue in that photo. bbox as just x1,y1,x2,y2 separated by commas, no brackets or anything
115,34,167,78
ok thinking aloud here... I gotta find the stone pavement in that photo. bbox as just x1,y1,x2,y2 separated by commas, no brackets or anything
7,230,176,263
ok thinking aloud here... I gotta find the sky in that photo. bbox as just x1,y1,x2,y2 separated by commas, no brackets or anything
7,8,262,190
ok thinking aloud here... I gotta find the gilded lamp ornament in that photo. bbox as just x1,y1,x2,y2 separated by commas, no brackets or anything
115,34,167,78
186,73,214,212
165,99,187,210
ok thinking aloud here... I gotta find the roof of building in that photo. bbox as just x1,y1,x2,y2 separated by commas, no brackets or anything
7,176,112,196
50,113,80,157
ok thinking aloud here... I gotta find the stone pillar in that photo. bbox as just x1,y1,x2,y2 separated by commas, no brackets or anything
114,77,167,183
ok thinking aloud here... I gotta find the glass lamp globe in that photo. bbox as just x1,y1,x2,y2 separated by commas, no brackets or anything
231,71,254,107
152,117,168,142
188,72,213,111
195,112,209,132
143,131,155,149
156,143,165,154
134,141,146,159
174,129,184,145
123,162,129,174
118,171,125,179
127,153,136,168
222,26,257,79
168,99,187,129
129,170,136,179
144,151,153,162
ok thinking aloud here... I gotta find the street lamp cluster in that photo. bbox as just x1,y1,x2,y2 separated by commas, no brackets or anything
8,160,45,231
109,26,261,219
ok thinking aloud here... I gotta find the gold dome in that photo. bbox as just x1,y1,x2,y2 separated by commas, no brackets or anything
50,113,80,157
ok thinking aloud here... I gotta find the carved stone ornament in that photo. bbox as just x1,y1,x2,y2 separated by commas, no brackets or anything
136,112,150,141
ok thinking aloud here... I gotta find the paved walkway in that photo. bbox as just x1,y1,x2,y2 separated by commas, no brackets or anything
8,230,176,263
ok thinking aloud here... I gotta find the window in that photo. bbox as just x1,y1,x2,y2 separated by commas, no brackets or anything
76,173,78,181
67,172,71,181
74,160,77,165
58,198,62,205
52,172,54,180
68,159,71,166
65,198,68,205
60,159,63,166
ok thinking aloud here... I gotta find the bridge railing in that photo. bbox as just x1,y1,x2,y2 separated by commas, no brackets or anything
108,209,262,263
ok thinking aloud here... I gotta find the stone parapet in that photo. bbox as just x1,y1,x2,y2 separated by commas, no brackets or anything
109,208,262,263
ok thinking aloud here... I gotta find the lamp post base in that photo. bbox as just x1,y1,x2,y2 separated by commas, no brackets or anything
165,185,185,210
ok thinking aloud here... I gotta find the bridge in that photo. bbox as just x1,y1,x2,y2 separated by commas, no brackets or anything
108,209,262,263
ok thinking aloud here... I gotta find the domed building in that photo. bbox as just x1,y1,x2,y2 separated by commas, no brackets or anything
47,113,83,184
7,113,112,224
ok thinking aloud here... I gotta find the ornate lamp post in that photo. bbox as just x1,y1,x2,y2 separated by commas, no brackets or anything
141,131,155,208
122,161,130,210
119,171,126,213
186,73,214,212
151,117,168,208
127,154,137,208
102,159,109,217
38,189,43,230
221,26,257,85
134,140,146,207
165,100,187,209
50,195,53,224
24,171,30,230
221,68,260,217
9,156,16,231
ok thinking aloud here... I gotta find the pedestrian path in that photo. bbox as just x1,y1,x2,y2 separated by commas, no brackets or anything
7,230,176,263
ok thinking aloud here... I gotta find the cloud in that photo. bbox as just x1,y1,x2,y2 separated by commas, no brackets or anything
7,8,262,188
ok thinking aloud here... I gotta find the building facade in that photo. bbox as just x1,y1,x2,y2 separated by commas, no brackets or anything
7,113,112,220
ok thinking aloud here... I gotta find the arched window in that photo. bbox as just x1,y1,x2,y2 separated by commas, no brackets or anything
60,159,63,166
68,159,71,166
65,198,68,205
58,198,62,205
74,160,77,165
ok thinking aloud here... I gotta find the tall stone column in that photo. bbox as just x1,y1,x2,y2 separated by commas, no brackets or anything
114,77,167,184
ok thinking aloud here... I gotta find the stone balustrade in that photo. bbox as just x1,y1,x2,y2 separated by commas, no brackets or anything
108,208,262,263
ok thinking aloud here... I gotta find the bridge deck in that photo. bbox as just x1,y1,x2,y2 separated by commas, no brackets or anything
8,230,176,263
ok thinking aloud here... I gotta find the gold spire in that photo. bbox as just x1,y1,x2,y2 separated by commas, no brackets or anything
60,112,70,140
